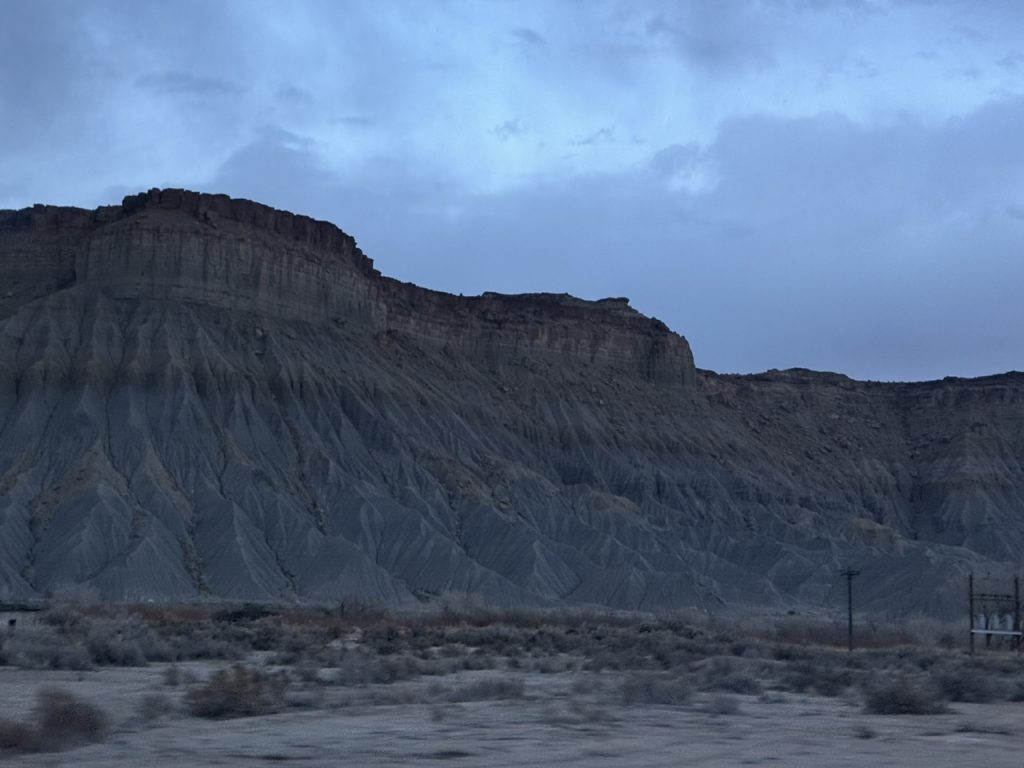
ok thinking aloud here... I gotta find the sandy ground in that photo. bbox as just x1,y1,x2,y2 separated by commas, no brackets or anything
2,665,1023,767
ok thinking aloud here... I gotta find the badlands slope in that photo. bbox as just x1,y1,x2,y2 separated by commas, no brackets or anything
1,189,1021,616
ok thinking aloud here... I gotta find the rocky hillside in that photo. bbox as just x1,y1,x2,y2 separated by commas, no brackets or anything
1,189,1020,617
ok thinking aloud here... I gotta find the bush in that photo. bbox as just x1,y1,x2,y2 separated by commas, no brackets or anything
620,672,691,706
86,615,172,665
934,666,1001,703
0,688,108,754
778,660,852,696
3,626,93,670
0,718,35,752
138,693,175,723
33,687,108,750
693,656,763,695
706,693,740,715
186,664,287,719
445,677,525,702
164,664,182,686
862,677,947,715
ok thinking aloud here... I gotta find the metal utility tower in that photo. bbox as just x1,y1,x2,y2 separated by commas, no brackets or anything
968,573,1021,654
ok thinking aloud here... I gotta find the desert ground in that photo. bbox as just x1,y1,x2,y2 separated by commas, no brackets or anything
2,604,1023,766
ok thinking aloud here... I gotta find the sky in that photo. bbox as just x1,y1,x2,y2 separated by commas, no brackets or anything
1,0,1022,381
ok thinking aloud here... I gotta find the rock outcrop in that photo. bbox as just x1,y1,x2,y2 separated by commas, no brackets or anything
0,189,1019,617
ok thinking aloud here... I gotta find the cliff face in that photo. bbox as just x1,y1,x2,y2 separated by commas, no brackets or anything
0,189,1019,616
0,189,693,388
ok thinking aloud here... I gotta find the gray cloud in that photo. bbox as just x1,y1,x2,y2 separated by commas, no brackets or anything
0,3,102,153
277,86,313,105
511,27,546,47
331,115,376,128
649,143,704,177
136,72,241,96
645,4,776,73
208,96,1024,382
492,119,525,141
572,128,614,146
2,0,1023,382
998,51,1024,70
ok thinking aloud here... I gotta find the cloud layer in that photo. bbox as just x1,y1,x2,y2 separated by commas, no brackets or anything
1,0,1021,380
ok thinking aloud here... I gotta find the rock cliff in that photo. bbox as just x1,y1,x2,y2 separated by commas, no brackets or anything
0,189,1019,617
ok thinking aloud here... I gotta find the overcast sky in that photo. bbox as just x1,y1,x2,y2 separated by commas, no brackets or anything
2,1,1022,381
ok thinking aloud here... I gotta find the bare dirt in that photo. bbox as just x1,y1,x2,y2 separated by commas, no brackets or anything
3,664,1022,767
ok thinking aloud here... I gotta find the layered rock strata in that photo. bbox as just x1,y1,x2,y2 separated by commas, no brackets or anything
0,189,1019,618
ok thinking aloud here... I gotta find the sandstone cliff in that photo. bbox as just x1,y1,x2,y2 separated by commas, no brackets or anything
0,189,1018,617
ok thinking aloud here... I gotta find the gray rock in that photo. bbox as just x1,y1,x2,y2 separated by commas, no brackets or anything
0,189,1019,617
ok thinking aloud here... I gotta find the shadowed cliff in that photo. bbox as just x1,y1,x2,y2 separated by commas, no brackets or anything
0,189,1019,617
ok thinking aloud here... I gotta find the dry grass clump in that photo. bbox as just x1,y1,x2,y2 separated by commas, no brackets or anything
2,606,172,669
620,672,691,706
692,656,766,695
862,676,947,715
35,687,109,749
84,614,173,665
0,687,108,754
138,693,175,723
932,663,1003,703
186,664,287,719
0,719,35,752
2,625,93,670
777,659,853,696
326,649,429,686
705,693,740,715
438,676,526,702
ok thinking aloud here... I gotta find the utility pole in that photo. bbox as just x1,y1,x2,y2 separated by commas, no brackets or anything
1015,576,1020,653
969,572,975,655
841,568,861,652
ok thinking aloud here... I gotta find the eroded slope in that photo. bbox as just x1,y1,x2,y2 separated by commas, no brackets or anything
0,189,1020,616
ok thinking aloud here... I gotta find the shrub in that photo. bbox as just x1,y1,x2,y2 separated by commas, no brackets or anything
0,689,108,754
3,626,93,670
164,664,182,686
0,718,35,752
862,677,947,715
934,666,1001,703
693,656,764,694
778,660,852,696
1008,680,1024,702
33,687,108,750
85,615,172,665
705,693,740,715
38,605,89,633
186,664,287,719
454,677,525,701
620,672,690,706
139,693,175,723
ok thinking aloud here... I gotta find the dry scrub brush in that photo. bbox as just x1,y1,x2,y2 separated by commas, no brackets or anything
620,672,691,705
0,687,107,754
862,676,948,715
9,601,1022,717
186,664,288,719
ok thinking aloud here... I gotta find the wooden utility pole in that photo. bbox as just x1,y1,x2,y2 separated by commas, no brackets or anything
1015,576,1020,653
841,568,860,652
969,572,975,655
